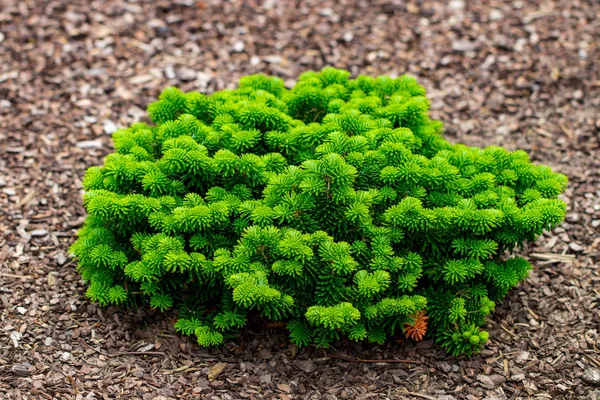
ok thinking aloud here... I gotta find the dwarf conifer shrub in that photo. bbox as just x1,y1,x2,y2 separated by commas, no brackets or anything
71,68,567,356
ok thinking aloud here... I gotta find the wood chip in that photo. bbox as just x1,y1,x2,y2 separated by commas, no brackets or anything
207,362,227,381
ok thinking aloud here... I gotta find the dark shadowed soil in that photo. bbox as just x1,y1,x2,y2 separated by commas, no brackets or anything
1,0,599,399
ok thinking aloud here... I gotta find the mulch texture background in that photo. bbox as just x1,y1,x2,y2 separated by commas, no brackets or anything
1,0,599,399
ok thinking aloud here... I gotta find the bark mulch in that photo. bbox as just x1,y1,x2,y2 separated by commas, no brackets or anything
1,0,599,399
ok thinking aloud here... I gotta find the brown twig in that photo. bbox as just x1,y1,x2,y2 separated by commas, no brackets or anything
583,354,600,369
324,350,420,364
78,338,165,358
530,253,575,262
111,350,166,356
527,307,540,320
500,324,518,338
0,273,33,279
31,389,53,400
160,366,203,374
403,393,437,400
355,356,420,364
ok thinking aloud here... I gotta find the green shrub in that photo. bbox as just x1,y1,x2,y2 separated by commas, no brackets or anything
70,68,567,356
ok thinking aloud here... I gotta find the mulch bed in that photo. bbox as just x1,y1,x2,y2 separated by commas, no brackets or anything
1,0,599,399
